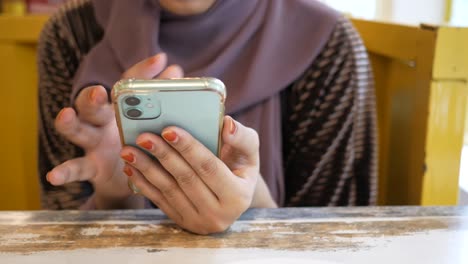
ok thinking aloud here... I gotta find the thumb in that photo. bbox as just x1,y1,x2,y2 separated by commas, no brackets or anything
220,116,260,169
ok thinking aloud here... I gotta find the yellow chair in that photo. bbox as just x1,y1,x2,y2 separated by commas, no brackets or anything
0,15,46,210
0,15,466,209
354,20,468,205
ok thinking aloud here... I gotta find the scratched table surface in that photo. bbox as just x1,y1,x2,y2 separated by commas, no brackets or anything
0,207,467,264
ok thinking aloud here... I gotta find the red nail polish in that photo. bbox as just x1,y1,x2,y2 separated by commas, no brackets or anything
229,118,237,135
89,87,106,104
121,153,135,163
147,56,158,65
148,53,165,65
89,88,97,102
56,109,65,120
58,108,73,124
162,130,178,142
138,140,153,150
123,166,133,177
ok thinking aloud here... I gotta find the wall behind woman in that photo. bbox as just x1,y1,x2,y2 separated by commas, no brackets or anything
388,0,446,25
318,0,377,19
451,0,468,26
320,0,450,25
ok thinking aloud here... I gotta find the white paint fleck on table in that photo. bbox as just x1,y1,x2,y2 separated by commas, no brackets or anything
0,207,467,263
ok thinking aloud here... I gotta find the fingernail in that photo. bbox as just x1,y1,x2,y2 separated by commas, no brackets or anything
123,165,133,177
57,108,71,123
121,153,135,163
162,130,178,143
89,87,98,102
89,87,106,104
229,118,237,135
138,140,153,151
46,172,51,182
148,53,165,65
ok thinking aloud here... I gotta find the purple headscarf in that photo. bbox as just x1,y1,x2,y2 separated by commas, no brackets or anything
72,0,340,205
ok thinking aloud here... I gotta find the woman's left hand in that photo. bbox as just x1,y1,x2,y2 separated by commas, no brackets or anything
120,116,276,235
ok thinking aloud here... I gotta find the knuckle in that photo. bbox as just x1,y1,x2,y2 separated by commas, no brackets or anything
59,161,78,183
178,140,194,155
56,126,72,138
77,108,98,122
203,211,232,234
60,162,73,177
55,119,73,135
248,128,260,148
76,93,92,108
175,171,197,187
160,184,179,200
207,219,230,234
128,152,151,174
154,147,171,162
137,160,152,174
189,212,232,235
198,158,218,177
189,223,210,235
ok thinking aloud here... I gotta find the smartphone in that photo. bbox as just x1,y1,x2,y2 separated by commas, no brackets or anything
112,78,226,156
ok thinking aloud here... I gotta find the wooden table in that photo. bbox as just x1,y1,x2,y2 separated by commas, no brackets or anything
0,207,467,263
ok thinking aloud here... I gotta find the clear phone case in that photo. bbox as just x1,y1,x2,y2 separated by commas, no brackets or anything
112,78,226,156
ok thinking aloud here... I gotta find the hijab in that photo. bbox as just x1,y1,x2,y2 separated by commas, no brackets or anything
72,0,339,205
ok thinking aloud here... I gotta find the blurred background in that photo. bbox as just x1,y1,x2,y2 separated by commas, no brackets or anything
320,0,468,26
0,0,467,209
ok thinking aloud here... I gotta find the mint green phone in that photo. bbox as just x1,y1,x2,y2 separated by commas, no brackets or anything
112,78,226,156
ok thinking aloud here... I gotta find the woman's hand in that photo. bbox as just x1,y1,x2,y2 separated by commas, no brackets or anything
121,116,277,235
46,53,184,209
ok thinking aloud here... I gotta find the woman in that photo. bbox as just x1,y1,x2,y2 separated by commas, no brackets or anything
38,0,377,234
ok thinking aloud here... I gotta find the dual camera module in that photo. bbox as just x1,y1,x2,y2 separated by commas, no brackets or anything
124,96,143,118
122,95,161,120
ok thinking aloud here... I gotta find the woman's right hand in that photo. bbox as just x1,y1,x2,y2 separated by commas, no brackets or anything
46,53,184,209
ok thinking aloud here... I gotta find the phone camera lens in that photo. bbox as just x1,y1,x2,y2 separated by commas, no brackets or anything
125,96,141,106
126,108,142,118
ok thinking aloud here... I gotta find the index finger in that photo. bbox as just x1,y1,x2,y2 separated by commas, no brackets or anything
121,53,168,79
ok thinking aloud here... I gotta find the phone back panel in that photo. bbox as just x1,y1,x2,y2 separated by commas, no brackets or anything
113,78,225,155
